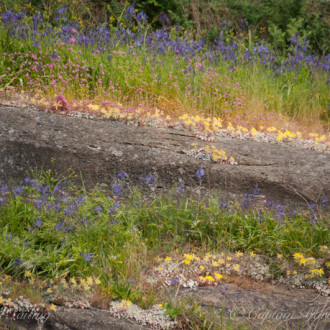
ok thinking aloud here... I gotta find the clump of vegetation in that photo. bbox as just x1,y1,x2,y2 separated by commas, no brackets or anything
0,0,329,137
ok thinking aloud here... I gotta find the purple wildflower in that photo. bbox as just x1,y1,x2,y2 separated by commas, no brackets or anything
64,207,73,215
13,258,22,266
35,218,42,227
145,174,156,185
118,171,126,179
196,167,205,179
95,205,102,213
12,184,25,196
0,183,7,194
112,182,123,196
81,252,92,263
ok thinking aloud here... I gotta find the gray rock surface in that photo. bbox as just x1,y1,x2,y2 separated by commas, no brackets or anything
1,307,148,329
179,283,329,328
0,105,329,212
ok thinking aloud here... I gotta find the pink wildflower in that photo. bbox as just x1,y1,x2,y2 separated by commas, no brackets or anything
55,94,71,110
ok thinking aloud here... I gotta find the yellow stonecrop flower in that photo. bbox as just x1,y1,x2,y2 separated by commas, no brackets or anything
293,253,304,260
164,257,172,261
120,299,132,309
25,270,32,277
250,127,258,136
310,268,324,277
86,276,94,286
233,264,240,271
235,252,243,257
200,275,215,282
214,273,223,279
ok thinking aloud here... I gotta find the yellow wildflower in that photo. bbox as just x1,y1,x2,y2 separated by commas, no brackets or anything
233,264,240,271
277,254,283,259
158,267,163,271
214,273,223,279
200,265,205,270
164,257,172,262
50,304,57,311
250,252,256,257
86,276,93,286
205,276,215,282
120,299,132,309
250,127,258,136
310,268,324,277
293,253,304,260
25,270,32,277
235,252,243,257
182,259,191,265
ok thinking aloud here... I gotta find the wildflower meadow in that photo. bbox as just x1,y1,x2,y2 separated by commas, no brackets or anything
0,1,329,328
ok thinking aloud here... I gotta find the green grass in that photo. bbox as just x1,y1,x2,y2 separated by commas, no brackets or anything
0,168,328,282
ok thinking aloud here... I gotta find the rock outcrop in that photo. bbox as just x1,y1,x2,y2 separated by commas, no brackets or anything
0,106,329,212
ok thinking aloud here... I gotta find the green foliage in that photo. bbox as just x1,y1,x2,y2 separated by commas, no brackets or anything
0,169,328,284
2,0,328,54
163,301,182,319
